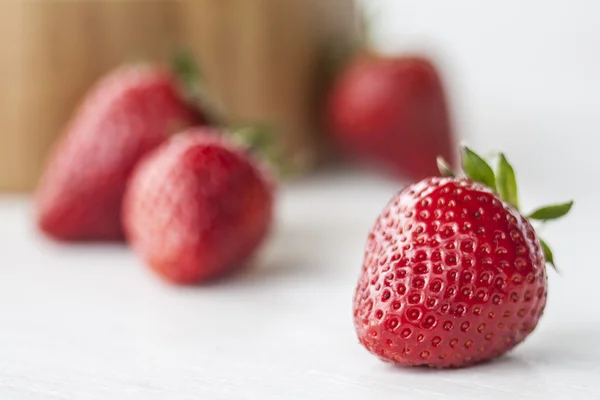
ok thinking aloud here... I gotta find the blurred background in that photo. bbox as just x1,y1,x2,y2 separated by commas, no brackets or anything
363,0,596,200
0,0,594,264
0,0,356,192
1,0,595,196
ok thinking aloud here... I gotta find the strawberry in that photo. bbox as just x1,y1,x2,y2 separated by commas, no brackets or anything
353,147,573,367
327,54,455,180
122,128,274,284
36,64,204,241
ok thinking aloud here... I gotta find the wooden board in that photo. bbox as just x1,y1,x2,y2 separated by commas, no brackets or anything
179,0,357,171
0,0,356,191
0,1,182,192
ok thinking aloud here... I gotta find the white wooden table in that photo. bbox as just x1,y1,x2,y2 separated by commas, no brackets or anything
1,170,598,399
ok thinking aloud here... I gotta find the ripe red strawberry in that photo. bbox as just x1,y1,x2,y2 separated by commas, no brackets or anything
122,128,274,284
327,54,455,180
353,147,573,367
36,65,204,241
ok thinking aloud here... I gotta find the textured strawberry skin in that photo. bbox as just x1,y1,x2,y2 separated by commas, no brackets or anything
36,65,203,241
353,177,547,367
122,129,274,284
327,55,455,180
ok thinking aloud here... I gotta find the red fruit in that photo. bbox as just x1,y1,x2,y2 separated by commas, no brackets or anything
353,148,572,367
36,65,203,241
122,128,274,284
327,54,455,180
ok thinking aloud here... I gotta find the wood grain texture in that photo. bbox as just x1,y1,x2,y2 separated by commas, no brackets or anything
0,1,181,192
0,0,357,192
179,0,357,172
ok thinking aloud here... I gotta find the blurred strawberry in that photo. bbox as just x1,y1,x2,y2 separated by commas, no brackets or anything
326,54,456,180
122,128,274,284
36,65,204,241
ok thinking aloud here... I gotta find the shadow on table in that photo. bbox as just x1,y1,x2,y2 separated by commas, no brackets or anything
518,326,600,367
375,325,600,377
213,218,366,287
377,353,534,376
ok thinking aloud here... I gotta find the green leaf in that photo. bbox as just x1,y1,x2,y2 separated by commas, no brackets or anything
437,157,455,177
172,51,203,100
172,51,225,126
540,238,558,272
461,146,497,191
228,123,298,179
496,153,519,209
528,201,574,221
229,124,276,155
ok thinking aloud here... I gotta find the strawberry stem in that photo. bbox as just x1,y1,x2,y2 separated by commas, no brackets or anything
437,157,455,177
539,238,559,273
528,201,574,221
172,51,226,126
462,146,497,191
228,124,296,179
496,153,519,210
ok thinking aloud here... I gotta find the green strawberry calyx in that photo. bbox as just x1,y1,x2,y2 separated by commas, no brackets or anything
227,124,296,179
437,146,574,272
172,51,226,126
